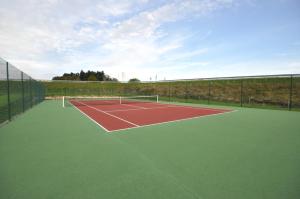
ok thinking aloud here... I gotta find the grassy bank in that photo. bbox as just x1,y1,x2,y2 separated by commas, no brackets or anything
42,76,300,110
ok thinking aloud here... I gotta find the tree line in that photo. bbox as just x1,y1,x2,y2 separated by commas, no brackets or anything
52,70,118,81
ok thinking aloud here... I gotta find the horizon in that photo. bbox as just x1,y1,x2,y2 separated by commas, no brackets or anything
0,0,300,81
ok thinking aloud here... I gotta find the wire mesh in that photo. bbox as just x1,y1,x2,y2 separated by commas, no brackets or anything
0,58,45,125
0,58,8,123
292,74,300,110
43,74,300,111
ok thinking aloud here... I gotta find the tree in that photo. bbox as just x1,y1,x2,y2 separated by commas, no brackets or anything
96,71,105,81
87,74,97,81
52,69,118,82
79,70,86,81
128,78,140,83
52,72,80,80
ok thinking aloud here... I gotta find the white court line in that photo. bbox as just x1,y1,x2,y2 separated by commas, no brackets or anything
120,101,168,109
156,102,232,112
108,103,231,113
120,101,232,112
74,99,117,105
121,103,148,109
109,109,238,133
72,103,110,132
105,105,194,113
71,100,236,133
74,101,140,127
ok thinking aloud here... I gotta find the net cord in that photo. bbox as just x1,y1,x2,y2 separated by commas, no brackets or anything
62,95,159,107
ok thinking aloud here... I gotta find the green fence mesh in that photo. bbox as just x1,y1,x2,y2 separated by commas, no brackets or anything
43,74,300,111
0,58,45,125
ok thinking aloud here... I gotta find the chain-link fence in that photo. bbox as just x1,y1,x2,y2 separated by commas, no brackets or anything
43,74,300,111
0,58,45,124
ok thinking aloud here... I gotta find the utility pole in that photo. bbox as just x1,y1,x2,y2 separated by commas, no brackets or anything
121,72,125,82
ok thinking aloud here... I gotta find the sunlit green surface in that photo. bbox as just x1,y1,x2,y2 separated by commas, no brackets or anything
0,100,299,199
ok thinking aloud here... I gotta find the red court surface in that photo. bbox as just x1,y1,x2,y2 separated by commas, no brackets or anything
71,100,232,132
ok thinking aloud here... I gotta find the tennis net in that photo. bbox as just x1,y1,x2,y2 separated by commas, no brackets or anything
63,95,159,107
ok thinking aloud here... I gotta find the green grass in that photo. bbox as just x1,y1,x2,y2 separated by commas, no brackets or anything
0,100,300,199
42,76,300,111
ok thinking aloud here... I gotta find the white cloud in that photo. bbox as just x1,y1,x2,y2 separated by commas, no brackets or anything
96,1,132,17
0,0,241,80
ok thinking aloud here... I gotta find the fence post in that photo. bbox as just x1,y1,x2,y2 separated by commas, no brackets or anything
185,81,188,102
6,62,11,121
289,74,293,111
168,82,171,102
36,82,41,104
208,81,211,104
240,79,243,107
29,78,33,107
21,72,25,112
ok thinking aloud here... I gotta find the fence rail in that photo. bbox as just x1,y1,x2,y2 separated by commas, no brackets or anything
0,58,45,125
43,74,300,111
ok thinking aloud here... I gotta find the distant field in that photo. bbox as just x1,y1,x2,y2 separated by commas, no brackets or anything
42,76,300,111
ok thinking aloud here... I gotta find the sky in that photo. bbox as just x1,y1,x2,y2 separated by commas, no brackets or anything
0,0,300,81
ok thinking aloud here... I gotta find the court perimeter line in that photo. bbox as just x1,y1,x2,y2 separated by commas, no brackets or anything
157,102,232,112
72,103,110,132
108,109,238,133
71,101,236,132
121,101,232,112
75,100,140,127
121,103,148,109
105,105,196,113
105,103,231,113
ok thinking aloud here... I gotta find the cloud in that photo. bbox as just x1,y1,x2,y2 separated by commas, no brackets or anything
0,0,238,80
96,1,134,17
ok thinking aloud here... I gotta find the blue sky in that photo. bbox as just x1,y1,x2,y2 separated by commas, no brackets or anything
0,0,299,80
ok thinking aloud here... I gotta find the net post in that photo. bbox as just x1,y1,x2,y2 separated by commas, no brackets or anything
62,96,65,108
156,95,159,103
119,96,122,104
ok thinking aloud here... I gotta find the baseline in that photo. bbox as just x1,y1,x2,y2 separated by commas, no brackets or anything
109,109,237,133
105,105,194,113
74,100,140,127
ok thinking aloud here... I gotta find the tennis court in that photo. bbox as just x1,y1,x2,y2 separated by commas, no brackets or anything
66,96,232,132
1,59,300,199
1,99,300,199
